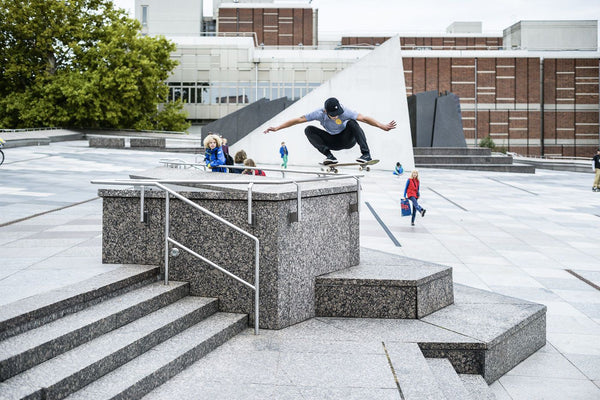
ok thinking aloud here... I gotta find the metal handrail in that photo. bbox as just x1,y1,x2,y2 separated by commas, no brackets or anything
158,159,342,178
92,180,261,334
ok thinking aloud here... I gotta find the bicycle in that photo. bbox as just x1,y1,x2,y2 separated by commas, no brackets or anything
0,138,4,166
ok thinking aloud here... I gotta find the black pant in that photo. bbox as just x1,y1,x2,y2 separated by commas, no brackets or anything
304,119,370,156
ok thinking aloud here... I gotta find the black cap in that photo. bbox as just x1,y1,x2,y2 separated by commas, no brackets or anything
324,97,344,117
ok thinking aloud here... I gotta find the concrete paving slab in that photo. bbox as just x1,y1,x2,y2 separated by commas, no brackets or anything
1,141,599,398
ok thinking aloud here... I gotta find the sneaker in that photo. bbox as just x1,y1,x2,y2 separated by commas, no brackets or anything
323,154,338,165
594,188,598,192
420,209,426,217
411,222,415,226
356,154,372,164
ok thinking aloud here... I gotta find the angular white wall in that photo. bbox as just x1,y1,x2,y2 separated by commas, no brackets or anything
230,36,415,171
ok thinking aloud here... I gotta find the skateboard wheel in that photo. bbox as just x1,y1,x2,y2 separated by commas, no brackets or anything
366,166,370,171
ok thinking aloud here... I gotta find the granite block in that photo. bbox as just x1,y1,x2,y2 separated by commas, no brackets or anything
314,252,453,319
129,138,166,148
99,174,360,329
88,137,125,148
483,313,546,384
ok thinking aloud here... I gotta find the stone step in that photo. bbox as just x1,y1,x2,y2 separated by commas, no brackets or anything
459,374,497,400
417,164,535,173
413,147,492,156
414,155,514,164
426,358,473,400
0,265,159,341
315,248,453,319
385,343,448,399
419,283,546,383
0,296,218,400
0,281,190,381
64,312,247,400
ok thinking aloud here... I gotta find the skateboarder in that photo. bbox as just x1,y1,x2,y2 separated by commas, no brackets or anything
264,97,396,165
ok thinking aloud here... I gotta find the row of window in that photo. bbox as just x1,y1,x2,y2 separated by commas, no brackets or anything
167,81,322,104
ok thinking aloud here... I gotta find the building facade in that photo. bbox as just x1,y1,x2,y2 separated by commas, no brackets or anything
135,2,600,157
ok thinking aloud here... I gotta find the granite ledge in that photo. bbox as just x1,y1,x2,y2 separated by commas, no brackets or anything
97,181,359,202
316,263,452,287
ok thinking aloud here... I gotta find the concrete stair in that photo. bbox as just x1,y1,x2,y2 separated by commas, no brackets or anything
315,248,546,385
414,147,535,173
385,344,496,399
0,267,247,400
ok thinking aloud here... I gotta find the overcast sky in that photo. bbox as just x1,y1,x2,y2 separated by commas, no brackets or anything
112,0,600,39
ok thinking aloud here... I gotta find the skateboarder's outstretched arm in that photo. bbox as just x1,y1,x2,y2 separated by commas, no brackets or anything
264,116,307,133
356,114,397,132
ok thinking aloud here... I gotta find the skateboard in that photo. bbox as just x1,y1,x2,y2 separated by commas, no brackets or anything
319,159,380,173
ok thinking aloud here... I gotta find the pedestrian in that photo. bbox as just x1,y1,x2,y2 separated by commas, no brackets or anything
203,134,226,173
593,148,600,192
221,137,230,156
264,97,396,165
242,158,266,176
393,162,404,176
280,141,289,169
403,169,426,226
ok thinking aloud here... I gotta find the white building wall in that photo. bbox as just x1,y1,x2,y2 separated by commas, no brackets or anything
135,0,203,36
503,20,598,50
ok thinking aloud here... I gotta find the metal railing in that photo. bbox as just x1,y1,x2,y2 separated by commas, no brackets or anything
158,159,342,179
93,174,362,335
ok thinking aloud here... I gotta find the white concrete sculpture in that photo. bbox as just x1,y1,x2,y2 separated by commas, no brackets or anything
231,36,414,171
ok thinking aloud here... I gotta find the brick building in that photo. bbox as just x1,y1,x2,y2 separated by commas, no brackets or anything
217,3,316,46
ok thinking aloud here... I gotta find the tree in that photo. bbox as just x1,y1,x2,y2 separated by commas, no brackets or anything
0,0,190,131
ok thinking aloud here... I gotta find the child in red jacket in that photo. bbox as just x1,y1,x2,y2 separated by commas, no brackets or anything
403,170,426,226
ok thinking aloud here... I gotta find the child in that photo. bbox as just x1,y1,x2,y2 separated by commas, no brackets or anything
242,158,266,176
231,149,247,174
280,142,289,169
403,169,426,226
203,134,226,173
393,162,403,176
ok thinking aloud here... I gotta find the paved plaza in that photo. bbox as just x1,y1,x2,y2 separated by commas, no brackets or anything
0,140,599,399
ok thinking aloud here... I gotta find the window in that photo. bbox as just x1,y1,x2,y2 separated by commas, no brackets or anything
141,5,148,26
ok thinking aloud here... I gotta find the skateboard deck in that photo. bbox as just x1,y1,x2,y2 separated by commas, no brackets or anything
319,159,380,173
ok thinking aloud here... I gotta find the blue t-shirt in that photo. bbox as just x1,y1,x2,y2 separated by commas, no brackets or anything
305,105,359,135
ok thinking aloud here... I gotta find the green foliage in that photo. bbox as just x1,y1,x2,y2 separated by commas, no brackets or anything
0,0,188,131
479,135,496,150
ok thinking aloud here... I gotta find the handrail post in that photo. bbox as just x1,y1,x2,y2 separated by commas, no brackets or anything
293,182,302,222
247,183,254,225
164,190,170,285
355,177,361,213
140,185,145,222
254,238,260,335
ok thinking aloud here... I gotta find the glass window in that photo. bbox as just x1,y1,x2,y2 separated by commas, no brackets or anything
141,5,148,26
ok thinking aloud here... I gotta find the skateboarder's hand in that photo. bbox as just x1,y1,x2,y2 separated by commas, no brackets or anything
264,126,277,134
381,120,397,131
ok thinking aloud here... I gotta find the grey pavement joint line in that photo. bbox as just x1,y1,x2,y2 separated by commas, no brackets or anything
427,187,468,211
364,202,401,247
488,177,538,195
0,197,100,228
0,154,52,165
382,341,405,399
565,269,600,291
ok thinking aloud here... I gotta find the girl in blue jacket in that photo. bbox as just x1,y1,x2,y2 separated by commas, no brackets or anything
203,134,226,172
